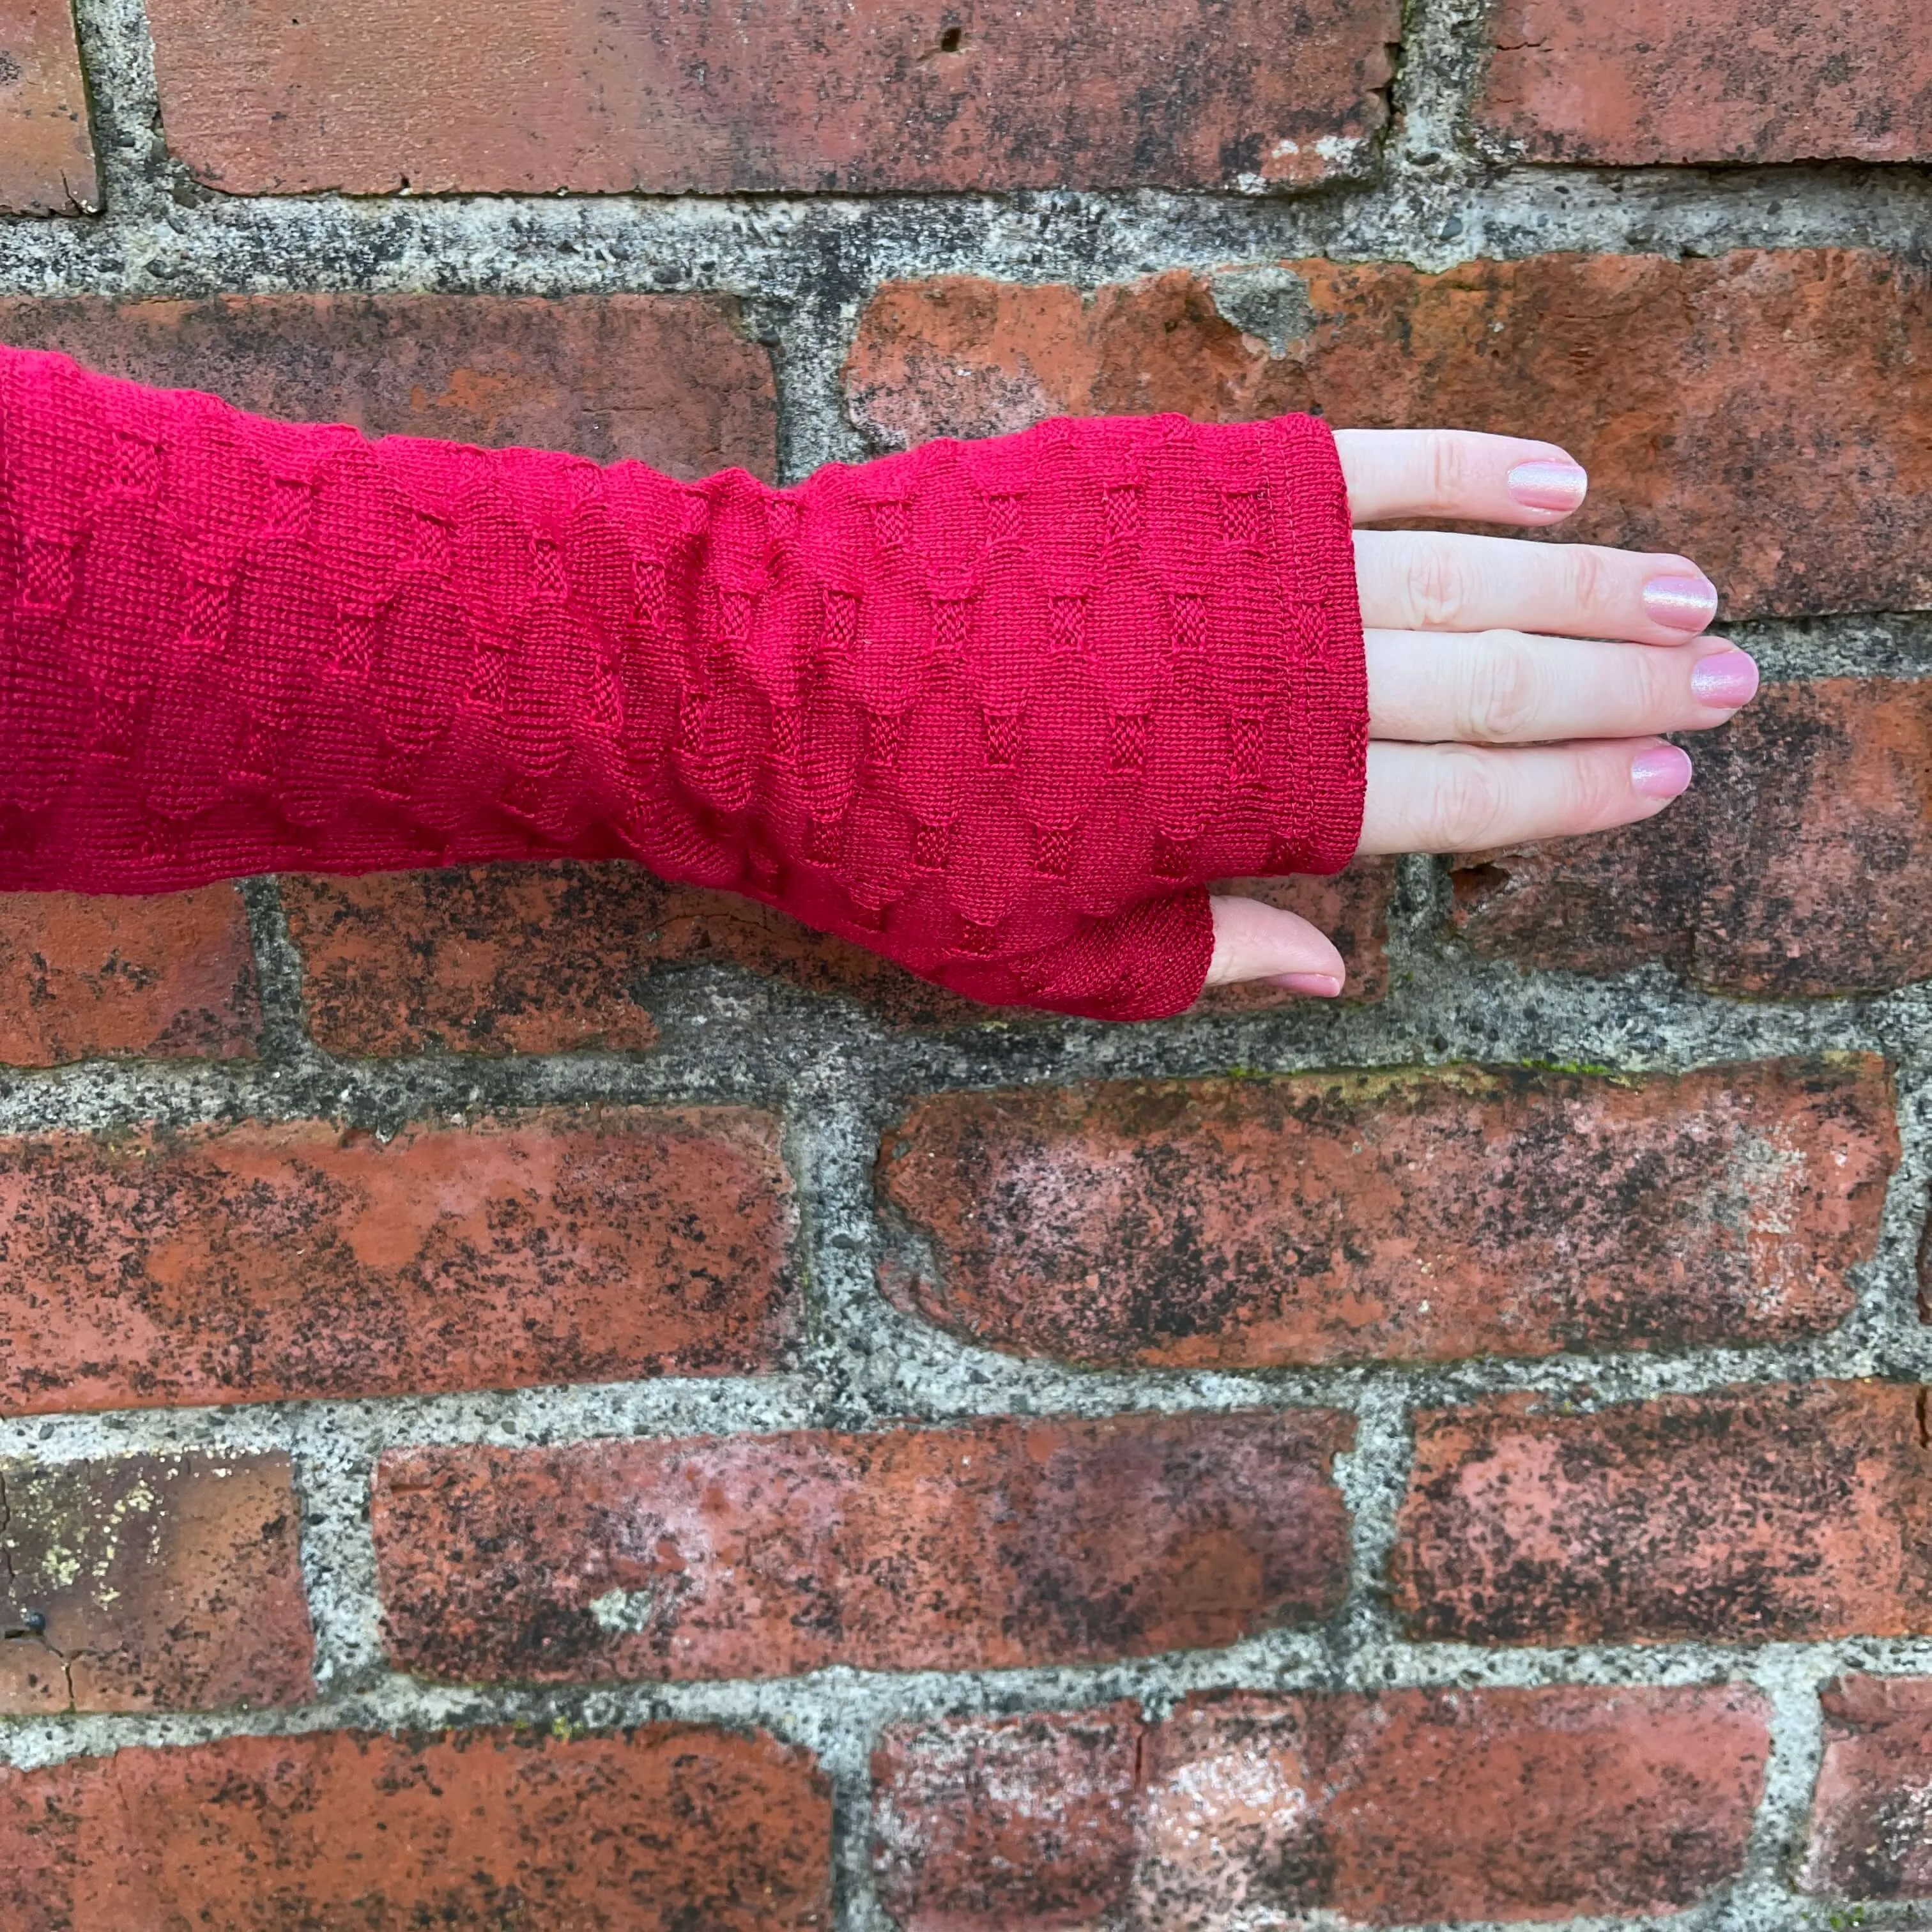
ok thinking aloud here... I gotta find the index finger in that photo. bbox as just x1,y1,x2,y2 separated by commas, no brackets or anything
1335,428,1590,528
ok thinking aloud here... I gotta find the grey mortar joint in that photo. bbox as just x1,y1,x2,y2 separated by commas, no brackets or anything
66,0,165,218
236,875,323,1069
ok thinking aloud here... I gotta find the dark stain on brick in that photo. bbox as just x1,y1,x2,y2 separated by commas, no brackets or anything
0,1725,835,1926
374,1413,1354,1682
1395,1384,1932,1644
877,1059,1894,1368
0,1110,797,1413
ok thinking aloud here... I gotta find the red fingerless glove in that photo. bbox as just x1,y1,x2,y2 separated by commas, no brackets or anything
0,343,1365,1020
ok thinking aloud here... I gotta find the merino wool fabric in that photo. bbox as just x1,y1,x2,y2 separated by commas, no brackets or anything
0,343,1366,1019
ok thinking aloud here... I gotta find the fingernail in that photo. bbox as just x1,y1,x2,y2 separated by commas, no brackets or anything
1506,458,1588,512
1630,745,1694,799
1270,972,1343,998
1690,649,1759,708
1643,574,1720,632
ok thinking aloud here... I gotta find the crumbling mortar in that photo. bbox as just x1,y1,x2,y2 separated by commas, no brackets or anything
1384,0,1496,174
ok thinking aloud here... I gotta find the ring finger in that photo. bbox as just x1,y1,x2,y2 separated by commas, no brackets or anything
1367,629,1759,744
1357,528,1721,646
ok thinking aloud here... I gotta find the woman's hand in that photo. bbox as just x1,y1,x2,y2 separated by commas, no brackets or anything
1205,428,1753,996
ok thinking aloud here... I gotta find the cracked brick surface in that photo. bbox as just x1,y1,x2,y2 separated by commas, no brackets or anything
0,1452,313,1713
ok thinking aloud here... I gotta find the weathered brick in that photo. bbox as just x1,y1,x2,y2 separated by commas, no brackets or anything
878,1057,1894,1368
0,0,98,215
0,1725,832,1930
1801,1674,1932,1899
848,272,1314,449
284,861,982,1048
876,1706,1145,1927
846,255,1932,617
1394,1384,1932,1644
1478,0,1932,164
0,886,257,1066
374,1411,1352,1682
0,1452,312,1713
0,1107,794,1414
875,1686,1770,1928
282,859,1393,1053
1453,679,1932,999
0,294,777,479
144,0,1397,195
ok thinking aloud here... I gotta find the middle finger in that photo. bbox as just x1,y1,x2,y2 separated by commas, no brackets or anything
1358,528,1720,645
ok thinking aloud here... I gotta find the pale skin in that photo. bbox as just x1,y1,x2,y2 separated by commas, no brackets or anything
1204,427,1754,994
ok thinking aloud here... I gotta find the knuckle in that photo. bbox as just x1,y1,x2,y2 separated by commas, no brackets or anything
1422,431,1472,511
1458,636,1541,741
1425,746,1508,850
1642,648,1686,720
1406,539,1475,630
1563,544,1618,624
1578,747,1636,825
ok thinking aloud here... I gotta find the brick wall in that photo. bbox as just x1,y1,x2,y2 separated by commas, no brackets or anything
1,1,1929,1924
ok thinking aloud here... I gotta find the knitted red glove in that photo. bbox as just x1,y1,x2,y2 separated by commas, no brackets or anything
0,343,1365,1020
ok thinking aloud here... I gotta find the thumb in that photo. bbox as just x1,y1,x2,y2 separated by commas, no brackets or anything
1206,894,1347,997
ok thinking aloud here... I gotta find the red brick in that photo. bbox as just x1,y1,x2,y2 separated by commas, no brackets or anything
847,272,1311,449
282,859,1394,1053
1801,1675,1932,1898
878,1057,1894,1369
0,0,98,215
373,1411,1352,1682
1453,678,1932,998
875,1705,1145,1928
0,1452,312,1714
282,862,985,1047
875,1685,1770,1928
0,887,257,1066
0,294,776,479
846,255,1932,617
1394,1383,1932,1645
143,0,1397,195
0,1724,832,1931
1478,0,1932,164
0,1107,794,1414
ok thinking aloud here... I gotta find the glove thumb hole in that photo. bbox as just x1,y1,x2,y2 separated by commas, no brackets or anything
995,888,1217,1022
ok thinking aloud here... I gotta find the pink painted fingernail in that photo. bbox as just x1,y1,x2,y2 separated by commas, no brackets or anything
1271,972,1343,998
1690,650,1759,708
1506,458,1588,512
1643,574,1720,632
1630,744,1694,799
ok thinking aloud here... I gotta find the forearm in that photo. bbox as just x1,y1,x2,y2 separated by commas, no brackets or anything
0,343,1366,1018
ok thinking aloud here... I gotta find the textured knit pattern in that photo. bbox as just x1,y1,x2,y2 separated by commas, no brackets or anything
0,343,1366,1019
